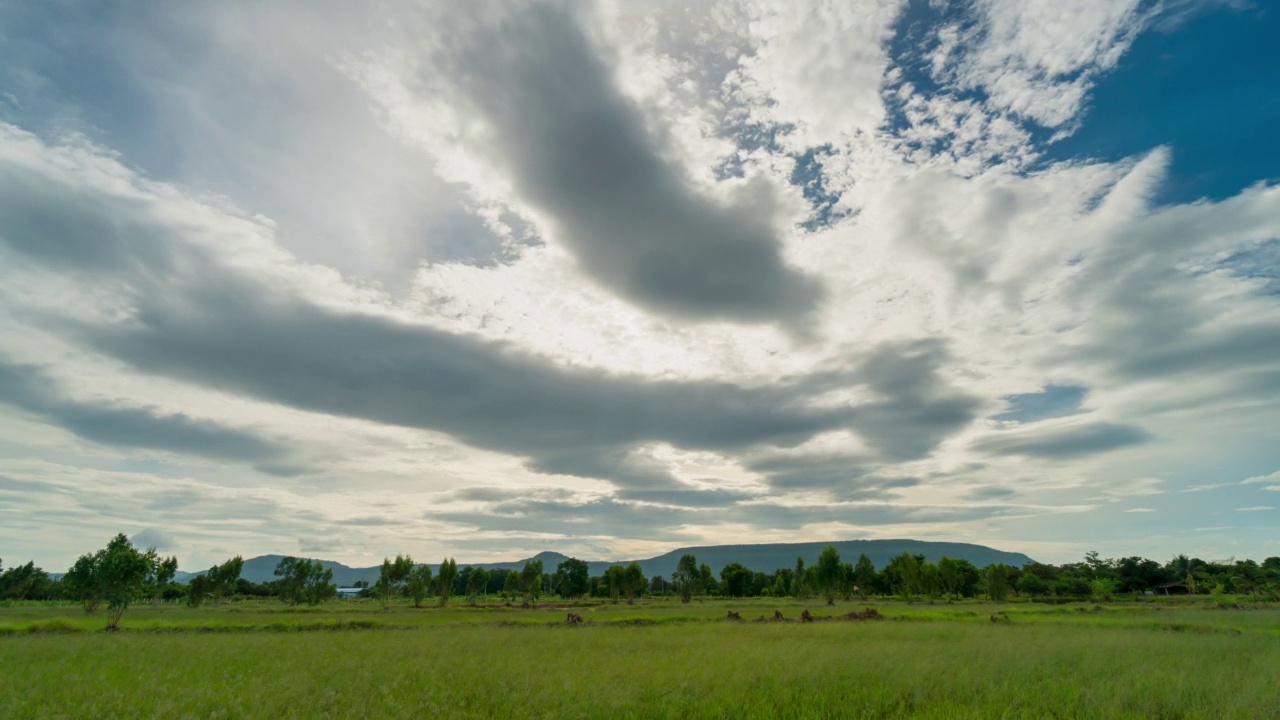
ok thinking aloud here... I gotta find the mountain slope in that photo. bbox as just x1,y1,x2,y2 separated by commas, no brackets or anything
187,540,1032,585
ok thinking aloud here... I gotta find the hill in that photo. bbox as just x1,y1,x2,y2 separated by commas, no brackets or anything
186,540,1033,585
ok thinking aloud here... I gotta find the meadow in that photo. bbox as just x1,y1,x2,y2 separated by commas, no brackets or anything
2,597,1278,719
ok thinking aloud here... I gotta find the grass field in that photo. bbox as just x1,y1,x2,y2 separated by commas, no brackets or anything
3,597,1278,719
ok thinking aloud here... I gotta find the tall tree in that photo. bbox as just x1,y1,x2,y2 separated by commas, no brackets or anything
146,554,179,605
886,552,922,600
519,559,544,606
405,564,432,608
620,562,646,604
815,545,844,605
719,563,753,598
0,560,49,601
64,552,104,612
698,563,717,596
556,557,590,599
938,556,961,602
65,535,153,630
672,553,700,603
206,556,243,605
377,554,414,610
466,567,490,605
793,556,807,599
852,554,876,600
271,557,332,606
503,570,520,600
437,558,459,606
985,563,1012,602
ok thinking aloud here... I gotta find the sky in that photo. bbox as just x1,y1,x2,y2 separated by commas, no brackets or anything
1,0,1278,571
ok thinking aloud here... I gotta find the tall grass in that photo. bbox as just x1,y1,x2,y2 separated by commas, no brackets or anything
2,599,1278,718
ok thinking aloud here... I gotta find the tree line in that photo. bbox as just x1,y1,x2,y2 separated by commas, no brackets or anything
4,536,1278,629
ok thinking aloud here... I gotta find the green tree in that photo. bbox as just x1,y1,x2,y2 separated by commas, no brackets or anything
985,563,1012,601
206,556,244,605
503,570,520,600
886,552,922,600
1016,572,1049,597
303,561,336,605
771,567,794,598
620,562,646,604
851,554,876,600
793,556,808,599
720,563,753,598
377,554,414,610
146,554,179,606
602,566,623,603
66,534,153,630
0,560,49,601
938,556,961,602
271,557,332,606
556,558,590,599
519,559,544,606
437,558,458,606
186,574,213,607
64,552,104,612
672,553,701,603
404,564,432,608
699,563,717,596
466,567,490,605
815,545,844,605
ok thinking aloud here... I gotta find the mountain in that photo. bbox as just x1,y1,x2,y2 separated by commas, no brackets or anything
181,540,1033,585
615,540,1035,578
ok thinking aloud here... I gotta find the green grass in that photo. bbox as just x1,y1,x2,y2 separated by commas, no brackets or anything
2,598,1278,718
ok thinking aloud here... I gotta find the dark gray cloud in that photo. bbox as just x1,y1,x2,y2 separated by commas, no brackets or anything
975,421,1151,459
438,495,704,542
847,340,985,460
614,487,757,507
434,3,822,325
439,491,1008,540
965,486,1018,501
993,385,1087,423
0,358,293,468
747,453,919,500
0,134,983,491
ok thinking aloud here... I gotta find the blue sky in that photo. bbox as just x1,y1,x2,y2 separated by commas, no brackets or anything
0,0,1277,570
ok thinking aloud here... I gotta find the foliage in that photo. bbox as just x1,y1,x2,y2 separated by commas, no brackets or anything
205,556,244,605
672,553,701,603
146,555,179,605
404,564,432,608
0,560,52,601
792,557,807,599
814,546,844,605
60,534,155,630
377,555,414,610
519,559,543,606
273,557,334,606
619,562,646,604
719,562,753,598
437,558,459,606
466,567,490,605
555,558,590,599
985,563,1013,602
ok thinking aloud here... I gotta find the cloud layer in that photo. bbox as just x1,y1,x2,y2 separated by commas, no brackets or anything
1,0,1278,569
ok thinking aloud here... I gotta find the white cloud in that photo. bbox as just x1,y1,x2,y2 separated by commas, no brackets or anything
1243,471,1280,485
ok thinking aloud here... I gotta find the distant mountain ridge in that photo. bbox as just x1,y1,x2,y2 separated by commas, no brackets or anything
179,540,1034,585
